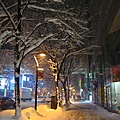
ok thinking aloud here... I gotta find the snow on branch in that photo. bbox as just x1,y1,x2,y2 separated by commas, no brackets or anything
0,0,17,31
65,17,89,31
45,18,85,44
16,1,30,29
23,33,54,57
18,22,44,52
27,5,76,16
46,0,62,2
66,45,100,58
0,10,7,17
26,22,43,40
0,30,12,44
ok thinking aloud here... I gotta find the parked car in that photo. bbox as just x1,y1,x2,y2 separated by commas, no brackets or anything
0,97,16,110
45,97,51,103
38,96,45,103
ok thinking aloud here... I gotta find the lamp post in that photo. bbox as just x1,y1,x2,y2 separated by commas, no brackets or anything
36,54,59,109
35,66,38,111
34,55,39,111
34,53,46,111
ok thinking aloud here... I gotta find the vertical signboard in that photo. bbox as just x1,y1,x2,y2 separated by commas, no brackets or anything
38,68,44,80
111,65,120,82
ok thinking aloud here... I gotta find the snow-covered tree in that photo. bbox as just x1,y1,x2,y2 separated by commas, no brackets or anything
39,38,99,106
21,0,98,108
0,0,90,117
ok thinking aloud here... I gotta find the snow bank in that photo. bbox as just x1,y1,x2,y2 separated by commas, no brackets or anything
0,104,62,120
1,102,120,120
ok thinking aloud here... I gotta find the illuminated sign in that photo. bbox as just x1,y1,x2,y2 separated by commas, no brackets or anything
38,69,44,80
111,65,120,82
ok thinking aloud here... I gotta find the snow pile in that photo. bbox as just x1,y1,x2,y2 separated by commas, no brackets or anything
0,104,62,120
1,101,120,120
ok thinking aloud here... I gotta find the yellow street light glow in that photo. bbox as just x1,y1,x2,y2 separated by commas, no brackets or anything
38,68,44,71
39,53,46,57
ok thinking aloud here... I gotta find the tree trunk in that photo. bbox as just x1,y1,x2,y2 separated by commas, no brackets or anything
14,0,21,117
63,82,68,105
14,42,21,117
67,78,70,102
54,73,60,108
14,74,21,117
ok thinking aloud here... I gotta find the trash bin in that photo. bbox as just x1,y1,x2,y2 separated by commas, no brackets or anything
51,96,57,109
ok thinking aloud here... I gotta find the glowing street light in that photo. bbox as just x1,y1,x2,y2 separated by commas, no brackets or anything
38,68,44,71
39,53,46,57
34,54,45,111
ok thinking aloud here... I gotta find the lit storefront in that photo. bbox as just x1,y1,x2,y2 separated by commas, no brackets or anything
104,70,111,110
111,65,120,112
104,65,120,112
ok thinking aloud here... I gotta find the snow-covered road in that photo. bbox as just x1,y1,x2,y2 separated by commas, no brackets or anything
50,101,120,120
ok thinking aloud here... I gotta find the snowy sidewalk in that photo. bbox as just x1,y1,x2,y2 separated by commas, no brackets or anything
0,101,120,120
50,101,120,120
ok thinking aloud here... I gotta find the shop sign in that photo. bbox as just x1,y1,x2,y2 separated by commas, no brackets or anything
38,70,44,80
111,65,120,82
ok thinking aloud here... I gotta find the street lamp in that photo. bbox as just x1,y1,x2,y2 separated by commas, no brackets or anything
34,53,46,111
39,53,46,57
